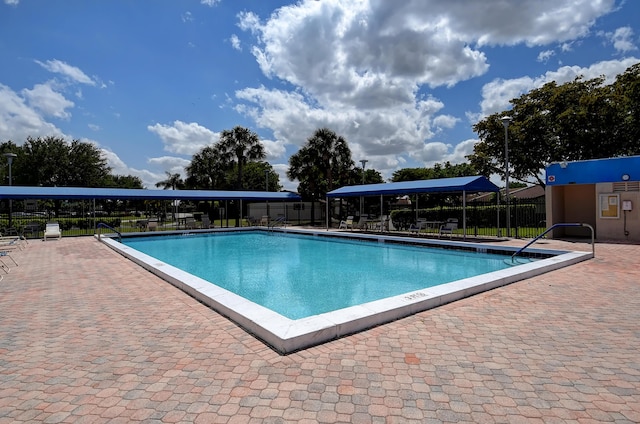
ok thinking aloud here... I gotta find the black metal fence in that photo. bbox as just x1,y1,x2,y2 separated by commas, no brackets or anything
2,196,548,240
0,199,317,239
387,196,547,239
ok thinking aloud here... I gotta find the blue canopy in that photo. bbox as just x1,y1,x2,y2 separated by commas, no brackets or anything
326,176,499,198
0,186,301,201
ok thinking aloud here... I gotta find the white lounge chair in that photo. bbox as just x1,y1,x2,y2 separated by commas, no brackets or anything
339,216,354,230
354,217,369,231
44,222,62,241
373,216,390,232
408,219,427,236
185,217,196,229
439,218,458,238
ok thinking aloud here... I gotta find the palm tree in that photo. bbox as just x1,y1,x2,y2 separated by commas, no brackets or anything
155,172,184,221
288,128,354,224
217,126,266,190
310,128,354,192
155,172,184,190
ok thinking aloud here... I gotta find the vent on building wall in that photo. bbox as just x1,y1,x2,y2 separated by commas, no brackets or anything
613,181,640,192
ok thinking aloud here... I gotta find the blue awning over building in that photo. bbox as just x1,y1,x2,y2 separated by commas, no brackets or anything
0,186,301,201
326,176,499,198
546,155,640,186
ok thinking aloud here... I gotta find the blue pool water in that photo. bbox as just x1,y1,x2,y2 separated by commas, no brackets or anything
123,231,513,320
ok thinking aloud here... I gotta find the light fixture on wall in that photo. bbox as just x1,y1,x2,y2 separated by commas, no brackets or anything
622,174,630,181
560,161,568,169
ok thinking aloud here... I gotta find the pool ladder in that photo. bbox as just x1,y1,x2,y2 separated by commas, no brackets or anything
96,222,122,242
508,222,594,265
268,216,287,231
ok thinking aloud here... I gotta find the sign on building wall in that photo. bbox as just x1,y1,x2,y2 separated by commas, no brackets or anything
599,194,619,219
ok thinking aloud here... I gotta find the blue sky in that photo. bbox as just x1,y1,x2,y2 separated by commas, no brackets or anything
1,0,638,191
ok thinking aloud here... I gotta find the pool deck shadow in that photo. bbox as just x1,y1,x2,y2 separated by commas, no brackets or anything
2,234,640,422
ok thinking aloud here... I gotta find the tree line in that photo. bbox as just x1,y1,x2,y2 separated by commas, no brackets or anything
0,136,143,189
470,62,640,188
2,63,638,203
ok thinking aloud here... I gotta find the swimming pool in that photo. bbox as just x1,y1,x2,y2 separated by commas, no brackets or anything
101,228,592,353
124,232,515,320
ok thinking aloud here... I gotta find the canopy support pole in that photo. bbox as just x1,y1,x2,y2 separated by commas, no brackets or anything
462,190,467,240
497,192,501,237
380,194,383,230
326,197,330,230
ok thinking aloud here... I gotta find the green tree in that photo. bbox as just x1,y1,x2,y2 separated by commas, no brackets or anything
612,63,640,152
68,140,112,186
20,136,69,186
185,144,229,190
391,162,478,208
240,161,282,192
217,126,266,190
362,168,384,184
288,128,354,224
470,64,640,187
390,168,432,182
391,162,476,182
11,136,111,187
105,174,144,189
1,136,112,217
288,145,319,198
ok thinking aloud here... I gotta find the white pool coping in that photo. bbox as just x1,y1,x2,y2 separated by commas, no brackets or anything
99,228,593,354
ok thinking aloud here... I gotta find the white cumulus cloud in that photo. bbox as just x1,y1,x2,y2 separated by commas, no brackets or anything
22,82,75,119
147,120,220,156
35,59,96,86
600,26,638,53
474,56,640,119
235,0,620,179
0,83,64,142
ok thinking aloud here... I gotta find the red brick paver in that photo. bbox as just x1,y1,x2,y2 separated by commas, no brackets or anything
1,236,639,423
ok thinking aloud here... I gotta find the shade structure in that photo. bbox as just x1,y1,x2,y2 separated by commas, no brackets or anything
325,176,500,238
326,176,499,198
0,186,301,202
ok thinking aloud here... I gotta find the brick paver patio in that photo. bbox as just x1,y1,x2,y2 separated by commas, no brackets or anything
1,235,639,423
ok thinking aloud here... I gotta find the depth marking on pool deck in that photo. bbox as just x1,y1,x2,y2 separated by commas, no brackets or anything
100,228,593,354
404,292,428,301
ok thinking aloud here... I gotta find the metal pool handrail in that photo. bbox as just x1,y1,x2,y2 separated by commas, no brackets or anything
511,223,594,263
96,222,122,242
268,216,287,230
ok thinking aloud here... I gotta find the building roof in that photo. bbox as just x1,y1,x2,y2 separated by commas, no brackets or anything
0,186,301,202
472,185,544,202
326,176,499,198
